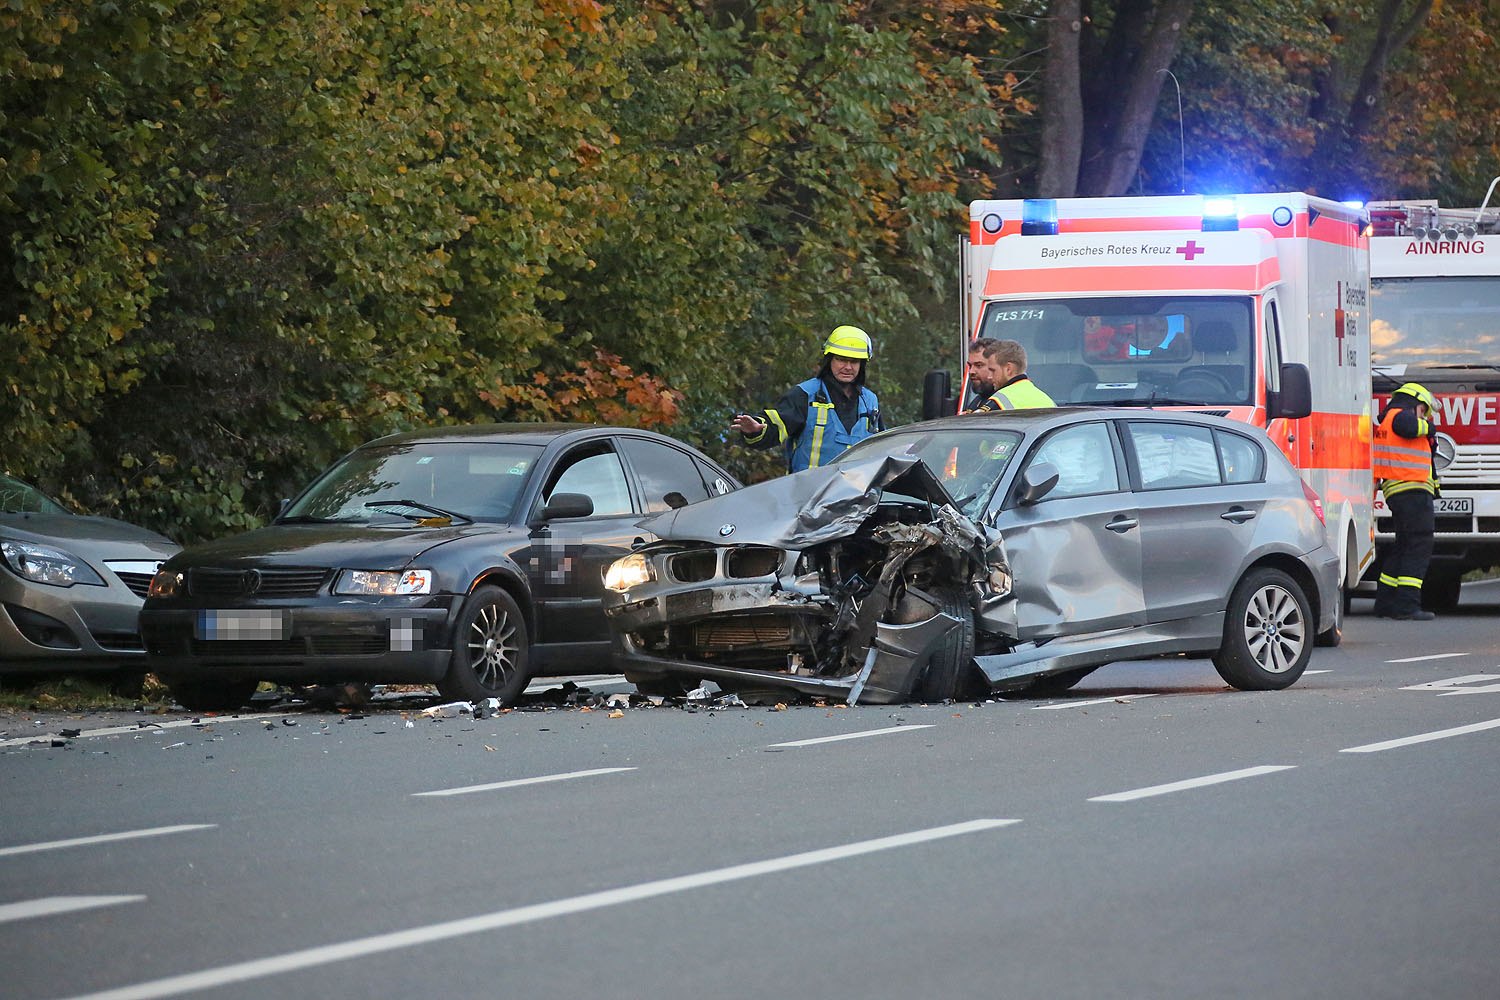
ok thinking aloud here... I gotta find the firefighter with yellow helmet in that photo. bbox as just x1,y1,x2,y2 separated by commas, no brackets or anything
1372,382,1441,620
731,325,884,473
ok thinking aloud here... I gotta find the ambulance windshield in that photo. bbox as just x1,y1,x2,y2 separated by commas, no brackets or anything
1371,277,1500,366
975,296,1255,406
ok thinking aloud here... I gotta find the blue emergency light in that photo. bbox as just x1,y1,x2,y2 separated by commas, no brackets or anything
1202,197,1239,232
1021,199,1059,236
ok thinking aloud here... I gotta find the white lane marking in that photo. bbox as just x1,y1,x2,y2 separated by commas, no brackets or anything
0,713,289,748
412,767,636,797
1032,694,1158,710
1304,670,1332,675
0,896,145,925
1401,674,1500,696
1386,653,1469,664
57,819,1018,1000
0,824,216,859
525,675,627,692
1089,765,1296,803
768,725,935,748
1340,717,1500,754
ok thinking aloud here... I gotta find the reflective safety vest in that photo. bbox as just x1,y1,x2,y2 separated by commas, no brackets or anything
1372,409,1435,497
787,377,879,472
986,376,1056,411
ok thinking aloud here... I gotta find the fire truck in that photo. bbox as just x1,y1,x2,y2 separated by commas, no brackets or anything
1366,180,1500,610
925,193,1374,643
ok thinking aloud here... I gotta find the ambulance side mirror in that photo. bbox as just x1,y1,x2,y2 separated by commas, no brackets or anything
922,369,957,420
1268,363,1312,420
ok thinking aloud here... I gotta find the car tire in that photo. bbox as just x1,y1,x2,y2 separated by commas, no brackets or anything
1212,567,1312,690
912,584,976,702
1315,583,1344,647
438,585,530,705
1421,569,1462,613
167,678,259,713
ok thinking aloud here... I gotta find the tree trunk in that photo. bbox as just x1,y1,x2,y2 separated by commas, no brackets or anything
1037,0,1085,197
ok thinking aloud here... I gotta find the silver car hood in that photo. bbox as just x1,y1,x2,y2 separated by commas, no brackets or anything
636,455,964,549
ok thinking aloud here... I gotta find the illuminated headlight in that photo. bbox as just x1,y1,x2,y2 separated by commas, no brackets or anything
0,540,105,587
604,553,655,593
147,569,184,598
335,569,433,595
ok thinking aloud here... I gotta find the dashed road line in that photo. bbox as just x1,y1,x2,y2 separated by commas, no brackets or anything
0,714,289,748
54,819,1019,1000
1032,694,1158,710
1340,717,1500,754
0,825,217,859
768,725,935,748
1089,765,1296,803
0,896,145,925
413,767,636,797
1386,653,1468,664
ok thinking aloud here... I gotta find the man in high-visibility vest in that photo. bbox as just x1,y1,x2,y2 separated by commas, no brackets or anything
731,326,884,473
969,340,1057,412
1372,382,1441,620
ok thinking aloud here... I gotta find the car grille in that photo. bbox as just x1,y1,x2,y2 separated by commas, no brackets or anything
690,617,793,650
113,572,154,599
188,567,330,598
91,630,144,651
668,550,717,583
725,546,782,578
668,546,783,583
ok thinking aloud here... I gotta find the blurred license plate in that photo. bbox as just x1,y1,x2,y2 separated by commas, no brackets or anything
196,610,288,641
1435,497,1472,515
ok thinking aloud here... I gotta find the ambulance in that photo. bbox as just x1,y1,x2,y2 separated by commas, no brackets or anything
929,192,1374,640
1366,184,1500,610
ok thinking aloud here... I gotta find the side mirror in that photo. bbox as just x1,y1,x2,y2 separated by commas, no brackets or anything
922,369,957,420
276,498,292,518
1267,363,1312,420
1017,462,1060,505
540,492,594,520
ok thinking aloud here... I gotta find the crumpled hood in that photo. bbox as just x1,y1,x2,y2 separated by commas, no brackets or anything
637,455,963,549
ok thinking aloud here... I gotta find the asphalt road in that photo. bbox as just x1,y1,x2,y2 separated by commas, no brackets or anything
3,582,1499,1000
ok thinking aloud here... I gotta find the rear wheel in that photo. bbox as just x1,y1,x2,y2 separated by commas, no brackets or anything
437,586,531,704
1212,568,1312,691
911,584,976,702
166,678,259,713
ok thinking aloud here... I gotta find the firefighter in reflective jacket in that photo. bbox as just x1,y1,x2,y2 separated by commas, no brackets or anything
731,326,884,473
968,339,1057,411
1372,382,1440,620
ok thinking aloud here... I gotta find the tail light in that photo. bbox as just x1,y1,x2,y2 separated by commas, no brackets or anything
1300,480,1325,524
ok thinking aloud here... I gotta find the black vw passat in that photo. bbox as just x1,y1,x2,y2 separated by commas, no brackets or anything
141,424,737,711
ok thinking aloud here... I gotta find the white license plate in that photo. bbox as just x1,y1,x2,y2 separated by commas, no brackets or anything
1435,497,1473,515
196,610,288,641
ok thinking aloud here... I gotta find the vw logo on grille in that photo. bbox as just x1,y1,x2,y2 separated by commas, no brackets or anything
718,523,736,536
243,569,262,594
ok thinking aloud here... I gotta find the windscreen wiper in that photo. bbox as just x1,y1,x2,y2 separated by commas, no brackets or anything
363,499,473,524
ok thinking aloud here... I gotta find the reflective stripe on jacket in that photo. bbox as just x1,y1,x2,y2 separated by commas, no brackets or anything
787,377,878,472
982,376,1056,411
1372,408,1436,498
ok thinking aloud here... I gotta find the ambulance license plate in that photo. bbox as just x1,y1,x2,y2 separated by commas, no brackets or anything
1435,497,1472,515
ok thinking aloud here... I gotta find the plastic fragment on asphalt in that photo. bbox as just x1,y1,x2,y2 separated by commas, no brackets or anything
422,702,473,718
608,710,624,719
404,720,414,728
162,742,186,749
474,698,501,719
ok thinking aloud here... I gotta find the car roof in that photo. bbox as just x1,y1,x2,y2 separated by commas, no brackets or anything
360,423,688,449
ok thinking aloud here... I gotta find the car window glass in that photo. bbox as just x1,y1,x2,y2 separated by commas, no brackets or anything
1028,423,1119,499
618,439,712,513
286,443,540,522
1126,422,1222,490
0,473,69,515
696,460,736,497
1215,430,1264,484
543,447,633,517
1264,299,1282,393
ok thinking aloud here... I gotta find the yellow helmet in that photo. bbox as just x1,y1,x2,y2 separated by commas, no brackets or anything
823,325,872,360
1394,382,1437,414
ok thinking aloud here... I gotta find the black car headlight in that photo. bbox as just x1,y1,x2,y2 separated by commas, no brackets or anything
147,569,184,598
334,569,434,595
604,553,655,593
0,539,105,587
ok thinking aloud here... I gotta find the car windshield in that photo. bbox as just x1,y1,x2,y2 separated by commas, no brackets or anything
0,473,70,515
838,428,1023,517
283,442,543,523
974,295,1256,405
1371,276,1500,365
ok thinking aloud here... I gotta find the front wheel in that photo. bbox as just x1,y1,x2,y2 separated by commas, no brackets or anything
911,584,976,702
437,586,531,704
1212,568,1312,690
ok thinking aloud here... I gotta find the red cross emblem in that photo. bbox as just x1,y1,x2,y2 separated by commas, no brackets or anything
1176,240,1205,261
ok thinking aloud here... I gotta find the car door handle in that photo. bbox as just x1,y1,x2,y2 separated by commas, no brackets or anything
1104,516,1138,533
1220,508,1256,523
